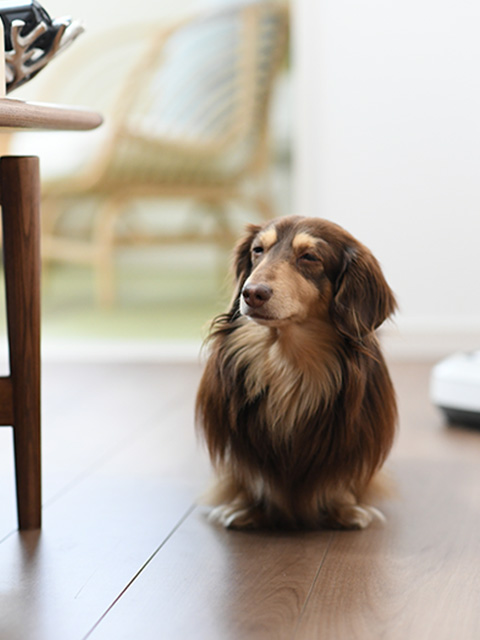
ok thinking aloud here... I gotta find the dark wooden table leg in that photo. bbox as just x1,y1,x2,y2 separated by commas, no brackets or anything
0,155,42,530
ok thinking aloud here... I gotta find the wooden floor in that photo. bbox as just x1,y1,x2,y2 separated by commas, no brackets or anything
0,360,479,640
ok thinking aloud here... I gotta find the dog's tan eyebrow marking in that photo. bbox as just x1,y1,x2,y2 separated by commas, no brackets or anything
256,227,278,250
292,232,320,252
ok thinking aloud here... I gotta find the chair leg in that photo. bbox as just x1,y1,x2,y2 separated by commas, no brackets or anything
93,195,124,307
0,156,42,530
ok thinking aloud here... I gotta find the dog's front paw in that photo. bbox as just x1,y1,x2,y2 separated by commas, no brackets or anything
330,504,386,530
208,503,264,530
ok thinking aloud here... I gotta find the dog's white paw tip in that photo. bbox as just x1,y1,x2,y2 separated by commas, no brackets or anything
338,504,386,530
207,503,260,530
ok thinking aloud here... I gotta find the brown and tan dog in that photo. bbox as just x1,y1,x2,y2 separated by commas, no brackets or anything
196,216,397,530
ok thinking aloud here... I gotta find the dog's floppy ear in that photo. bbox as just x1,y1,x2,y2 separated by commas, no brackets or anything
331,244,397,342
233,223,262,283
222,223,262,317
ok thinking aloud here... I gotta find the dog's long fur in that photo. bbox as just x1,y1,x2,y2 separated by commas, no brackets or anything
196,216,397,530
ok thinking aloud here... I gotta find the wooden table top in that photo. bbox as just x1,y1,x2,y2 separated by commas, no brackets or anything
0,97,103,131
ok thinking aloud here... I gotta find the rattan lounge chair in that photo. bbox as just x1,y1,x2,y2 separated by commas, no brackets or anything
21,2,288,304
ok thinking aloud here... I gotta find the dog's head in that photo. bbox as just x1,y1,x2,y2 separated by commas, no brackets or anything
231,216,396,342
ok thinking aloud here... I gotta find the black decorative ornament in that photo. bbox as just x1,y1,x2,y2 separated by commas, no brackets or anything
0,0,84,92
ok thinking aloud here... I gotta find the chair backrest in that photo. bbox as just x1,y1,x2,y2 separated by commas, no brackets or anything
131,3,287,144
104,2,289,187
26,2,289,190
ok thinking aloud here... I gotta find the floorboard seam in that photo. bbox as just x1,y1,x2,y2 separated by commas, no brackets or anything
43,403,185,510
0,528,17,546
81,502,197,640
291,532,335,640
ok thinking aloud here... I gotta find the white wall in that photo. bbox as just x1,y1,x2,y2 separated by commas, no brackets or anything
294,0,480,359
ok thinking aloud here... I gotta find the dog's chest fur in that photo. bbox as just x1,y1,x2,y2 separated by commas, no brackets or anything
224,319,344,436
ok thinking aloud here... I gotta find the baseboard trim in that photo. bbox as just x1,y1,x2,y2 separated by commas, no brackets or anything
0,330,475,366
382,326,480,362
0,338,203,367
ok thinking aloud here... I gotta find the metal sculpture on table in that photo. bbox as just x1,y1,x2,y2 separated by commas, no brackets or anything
0,0,83,92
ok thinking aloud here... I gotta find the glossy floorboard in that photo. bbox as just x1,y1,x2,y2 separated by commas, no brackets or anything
0,361,479,640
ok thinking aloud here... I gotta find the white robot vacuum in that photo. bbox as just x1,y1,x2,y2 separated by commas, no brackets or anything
430,351,480,428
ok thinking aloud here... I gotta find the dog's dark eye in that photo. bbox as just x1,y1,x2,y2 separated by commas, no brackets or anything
252,246,264,256
299,253,319,262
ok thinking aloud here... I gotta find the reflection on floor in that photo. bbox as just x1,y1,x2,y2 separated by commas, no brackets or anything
0,361,479,640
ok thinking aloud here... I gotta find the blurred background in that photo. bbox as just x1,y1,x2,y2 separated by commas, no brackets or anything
3,0,480,361
1,0,291,359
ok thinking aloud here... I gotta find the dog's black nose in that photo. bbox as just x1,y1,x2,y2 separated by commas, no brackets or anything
242,284,273,308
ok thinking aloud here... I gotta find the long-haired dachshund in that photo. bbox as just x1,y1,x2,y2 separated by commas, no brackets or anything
196,215,397,530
